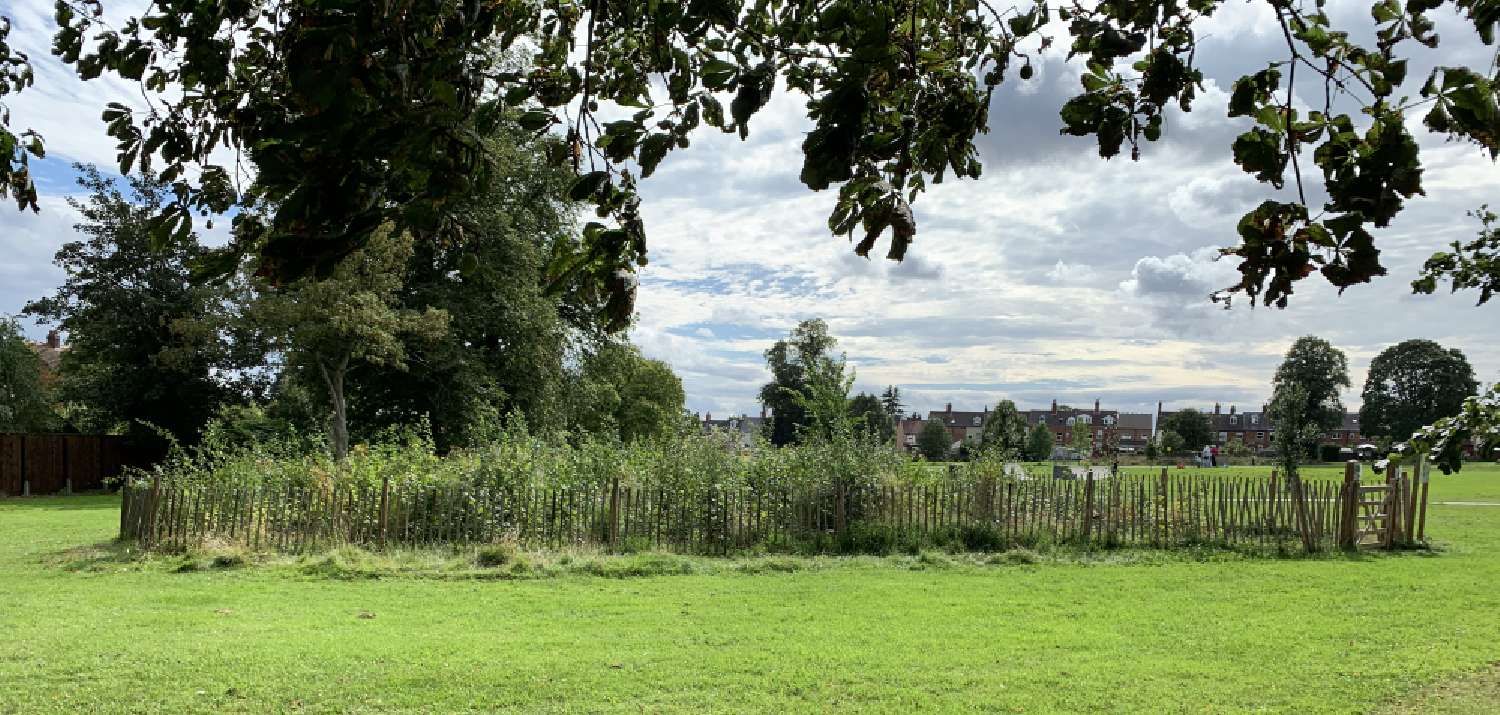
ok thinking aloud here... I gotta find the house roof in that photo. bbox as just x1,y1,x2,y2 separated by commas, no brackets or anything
928,410,988,428
1116,413,1153,430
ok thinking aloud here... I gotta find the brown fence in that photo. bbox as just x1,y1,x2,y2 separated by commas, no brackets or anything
0,434,159,496
118,462,1428,554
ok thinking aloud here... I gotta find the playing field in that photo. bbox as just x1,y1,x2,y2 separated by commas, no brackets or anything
2,465,1498,713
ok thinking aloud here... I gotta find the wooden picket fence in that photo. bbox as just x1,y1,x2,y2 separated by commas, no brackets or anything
118,460,1430,555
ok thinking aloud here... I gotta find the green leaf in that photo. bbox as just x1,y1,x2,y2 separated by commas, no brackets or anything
568,171,610,201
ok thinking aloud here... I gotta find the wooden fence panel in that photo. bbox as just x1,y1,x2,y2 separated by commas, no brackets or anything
66,435,104,491
23,435,65,494
0,435,21,495
0,434,161,496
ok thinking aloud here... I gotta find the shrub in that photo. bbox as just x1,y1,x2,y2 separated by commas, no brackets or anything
475,543,517,568
1318,443,1343,463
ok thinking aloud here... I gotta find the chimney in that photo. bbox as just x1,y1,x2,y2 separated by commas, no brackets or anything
760,404,767,419
45,330,60,349
1051,399,1058,413
1094,398,1100,413
946,402,953,414
1214,402,1221,415
705,412,712,421
1230,405,1237,415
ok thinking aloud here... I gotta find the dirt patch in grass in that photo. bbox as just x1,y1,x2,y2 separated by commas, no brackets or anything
1375,662,1500,714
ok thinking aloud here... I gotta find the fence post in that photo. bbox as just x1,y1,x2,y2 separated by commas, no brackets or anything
609,475,621,549
1416,456,1430,541
145,473,161,548
1383,461,1401,548
378,475,390,550
1338,460,1358,550
1083,469,1096,544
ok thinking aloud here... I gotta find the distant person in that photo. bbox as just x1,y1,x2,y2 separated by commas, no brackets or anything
1200,445,1212,468
1210,444,1220,467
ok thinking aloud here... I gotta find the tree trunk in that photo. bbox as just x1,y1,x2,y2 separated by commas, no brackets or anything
319,355,351,461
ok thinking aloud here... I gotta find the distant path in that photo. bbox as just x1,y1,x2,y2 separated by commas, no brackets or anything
1434,501,1500,506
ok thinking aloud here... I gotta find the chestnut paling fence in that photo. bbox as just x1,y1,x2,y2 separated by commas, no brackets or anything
119,461,1428,554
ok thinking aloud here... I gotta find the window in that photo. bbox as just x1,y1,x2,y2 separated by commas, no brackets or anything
972,416,981,426
1256,432,1265,439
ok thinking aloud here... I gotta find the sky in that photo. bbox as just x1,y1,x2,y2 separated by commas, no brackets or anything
2,0,1497,420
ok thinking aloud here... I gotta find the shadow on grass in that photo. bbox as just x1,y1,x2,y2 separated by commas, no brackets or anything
0,493,121,510
36,534,1446,583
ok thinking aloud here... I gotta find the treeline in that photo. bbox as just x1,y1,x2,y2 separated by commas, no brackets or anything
0,128,687,455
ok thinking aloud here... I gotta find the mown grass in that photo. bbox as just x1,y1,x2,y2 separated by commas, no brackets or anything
1,465,1498,713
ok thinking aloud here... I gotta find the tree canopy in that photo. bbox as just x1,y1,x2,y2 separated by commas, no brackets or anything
4,0,1500,321
1273,335,1351,436
759,319,838,446
1163,408,1212,450
917,418,952,462
981,400,1027,457
849,392,895,443
0,317,54,432
1025,421,1054,461
23,168,246,444
1360,339,1478,442
566,341,686,444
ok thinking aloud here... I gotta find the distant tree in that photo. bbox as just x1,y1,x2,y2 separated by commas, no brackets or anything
981,400,1027,458
792,348,854,442
1274,336,1351,442
759,319,836,446
0,318,55,431
1360,339,1478,443
1070,417,1093,458
879,386,904,423
568,342,686,443
1144,434,1159,462
917,419,952,462
1163,409,1213,451
23,168,245,445
1157,430,1186,456
849,392,894,443
1025,422,1054,461
244,225,449,460
1270,383,1322,550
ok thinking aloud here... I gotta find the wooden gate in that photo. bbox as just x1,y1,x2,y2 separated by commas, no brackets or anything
1338,459,1425,550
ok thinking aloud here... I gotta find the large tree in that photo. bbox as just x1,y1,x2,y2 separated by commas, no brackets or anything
341,128,603,450
981,400,1027,457
244,225,449,460
759,319,837,446
849,392,895,443
1025,422,1054,462
1163,409,1212,451
879,386,904,423
1360,339,1478,442
23,168,244,444
0,317,54,431
5,0,1500,317
917,418,952,462
1273,336,1351,442
566,341,685,444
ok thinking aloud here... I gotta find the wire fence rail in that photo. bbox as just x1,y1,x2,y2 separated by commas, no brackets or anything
119,460,1428,555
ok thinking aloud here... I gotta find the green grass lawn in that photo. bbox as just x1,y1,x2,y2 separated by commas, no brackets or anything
3,466,1499,713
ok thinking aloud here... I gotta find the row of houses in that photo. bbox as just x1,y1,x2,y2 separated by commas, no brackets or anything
895,400,1157,455
698,398,1377,456
895,400,1373,456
